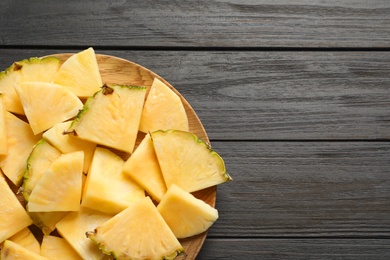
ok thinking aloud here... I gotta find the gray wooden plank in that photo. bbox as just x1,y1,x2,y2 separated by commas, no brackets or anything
1,49,389,140
0,0,389,48
207,141,390,237
198,238,390,259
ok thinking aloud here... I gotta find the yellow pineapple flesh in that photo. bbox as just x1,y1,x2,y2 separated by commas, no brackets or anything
41,235,82,260
158,184,218,238
7,228,40,254
82,147,144,214
1,240,48,260
0,93,7,155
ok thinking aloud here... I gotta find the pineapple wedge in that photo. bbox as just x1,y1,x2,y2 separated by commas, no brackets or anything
0,56,60,115
122,133,167,202
1,240,48,260
0,93,7,155
26,208,68,236
22,139,62,201
0,112,41,186
87,196,184,260
28,151,84,212
139,78,189,133
43,121,96,174
14,82,83,135
158,184,218,238
7,228,40,254
67,84,146,154
53,47,102,98
41,236,82,260
0,175,32,243
82,147,144,215
56,207,114,260
151,130,232,193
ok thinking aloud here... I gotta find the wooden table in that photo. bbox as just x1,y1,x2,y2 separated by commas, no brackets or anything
1,1,389,259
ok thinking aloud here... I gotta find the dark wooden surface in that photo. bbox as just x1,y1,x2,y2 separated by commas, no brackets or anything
1,1,389,259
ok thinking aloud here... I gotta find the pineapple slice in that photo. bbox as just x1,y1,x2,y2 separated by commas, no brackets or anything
26,209,68,236
41,236,82,260
82,147,144,215
22,139,62,201
151,130,232,193
67,84,146,154
0,56,60,115
27,151,84,212
1,240,48,260
0,175,32,243
0,93,7,155
158,184,218,238
0,112,41,186
56,207,114,260
7,228,40,254
87,196,184,260
53,47,102,98
14,82,83,135
122,133,166,202
43,121,96,174
139,78,189,133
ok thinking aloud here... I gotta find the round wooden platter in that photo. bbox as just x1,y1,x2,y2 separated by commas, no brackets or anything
23,53,217,259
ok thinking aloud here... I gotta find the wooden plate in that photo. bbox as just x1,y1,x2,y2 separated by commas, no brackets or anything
22,53,217,259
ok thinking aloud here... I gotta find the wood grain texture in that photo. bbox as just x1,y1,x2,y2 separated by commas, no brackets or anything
0,0,389,48
207,141,390,237
197,238,390,259
1,49,389,140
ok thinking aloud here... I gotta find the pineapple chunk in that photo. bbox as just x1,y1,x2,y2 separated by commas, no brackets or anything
53,47,102,97
56,207,114,260
1,240,47,260
67,84,146,153
0,175,32,243
22,139,62,201
122,133,166,202
27,151,84,212
87,196,184,260
82,147,144,214
41,236,82,260
0,93,7,155
158,184,218,238
14,82,83,135
0,112,41,186
7,228,40,254
139,78,189,133
43,121,96,174
151,130,232,193
26,209,68,236
0,56,60,115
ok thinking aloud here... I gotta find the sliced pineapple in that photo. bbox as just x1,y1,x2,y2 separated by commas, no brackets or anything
158,184,218,238
27,151,84,212
0,93,7,155
22,139,62,201
7,228,40,254
56,207,114,260
43,121,96,173
67,84,146,153
41,235,82,260
151,130,232,193
87,196,184,260
0,56,60,115
14,82,83,135
26,209,68,236
0,112,41,186
122,133,166,202
0,175,32,243
82,147,144,215
53,47,102,98
1,240,48,260
139,77,189,133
